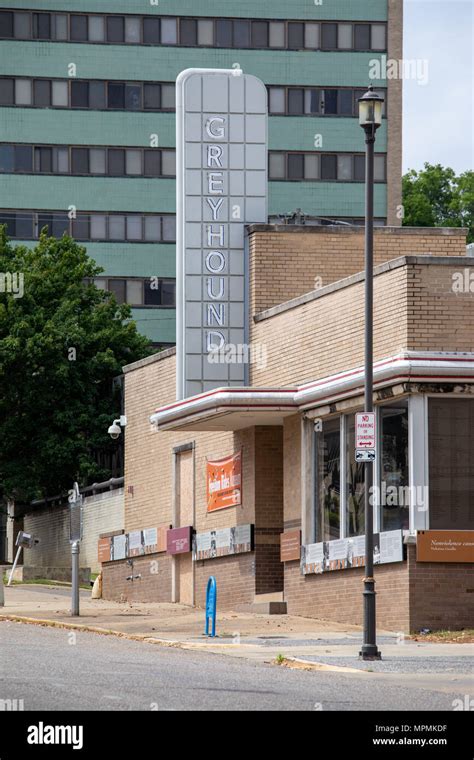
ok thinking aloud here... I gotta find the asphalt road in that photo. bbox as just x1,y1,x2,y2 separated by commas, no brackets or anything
0,621,466,711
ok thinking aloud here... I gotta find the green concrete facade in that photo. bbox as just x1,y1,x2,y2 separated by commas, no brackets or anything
0,1,390,343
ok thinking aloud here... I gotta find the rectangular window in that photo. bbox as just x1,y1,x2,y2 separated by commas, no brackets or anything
16,211,33,238
107,16,125,43
126,280,143,305
321,154,337,180
304,154,319,180
160,18,177,45
14,12,30,39
371,24,386,51
374,154,386,182
108,82,125,109
161,84,175,109
108,149,125,176
305,89,320,115
38,214,53,235
305,23,319,49
339,89,354,116
323,89,338,115
33,80,51,107
198,19,213,47
162,216,176,242
125,149,142,175
108,279,126,304
288,153,304,180
144,215,161,241
71,147,89,174
89,81,106,109
52,81,68,107
321,23,337,50
15,79,32,105
181,18,197,46
126,215,142,240
346,415,365,536
124,16,140,43
354,23,371,50
71,81,89,108
380,403,409,531
52,147,69,173
338,23,352,49
35,147,52,173
144,83,160,110
288,89,304,115
125,84,141,110
52,213,69,238
161,280,176,306
94,278,107,290
162,150,176,177
337,154,352,181
315,418,341,542
252,20,268,48
33,13,51,40
0,11,13,38
288,22,304,50
143,17,160,44
0,78,14,105
89,148,106,174
144,279,161,305
216,19,232,48
234,19,250,48
0,146,14,172
70,14,88,41
429,398,474,529
53,14,68,41
72,216,89,240
14,145,32,172
89,16,105,42
354,154,365,181
0,212,15,236
109,215,125,240
269,153,285,180
90,215,107,239
269,87,285,114
144,150,161,177
269,21,285,48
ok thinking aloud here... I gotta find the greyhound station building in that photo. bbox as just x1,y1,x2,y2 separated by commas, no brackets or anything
100,70,474,633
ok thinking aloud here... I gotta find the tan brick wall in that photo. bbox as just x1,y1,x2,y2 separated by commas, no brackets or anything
387,0,404,226
254,426,284,595
102,553,171,603
249,227,466,314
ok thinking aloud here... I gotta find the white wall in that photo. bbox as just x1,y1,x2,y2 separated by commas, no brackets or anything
23,488,124,574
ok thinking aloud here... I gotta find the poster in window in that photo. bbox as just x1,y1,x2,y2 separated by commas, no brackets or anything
206,451,242,512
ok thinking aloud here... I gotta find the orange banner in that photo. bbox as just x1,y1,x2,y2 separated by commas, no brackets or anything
207,451,242,512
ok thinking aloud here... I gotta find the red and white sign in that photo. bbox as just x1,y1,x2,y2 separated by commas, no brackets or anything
356,412,376,449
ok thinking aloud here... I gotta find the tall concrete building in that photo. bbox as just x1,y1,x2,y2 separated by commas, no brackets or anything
0,1,402,345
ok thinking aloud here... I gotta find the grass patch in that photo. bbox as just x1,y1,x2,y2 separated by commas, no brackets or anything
410,629,474,644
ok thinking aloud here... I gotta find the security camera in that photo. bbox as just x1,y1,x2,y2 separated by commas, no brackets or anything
108,415,127,439
108,422,122,440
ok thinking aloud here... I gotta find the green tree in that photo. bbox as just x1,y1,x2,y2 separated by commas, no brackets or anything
402,163,474,243
0,230,152,506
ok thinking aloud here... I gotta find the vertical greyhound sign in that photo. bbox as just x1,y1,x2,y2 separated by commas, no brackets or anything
176,68,268,399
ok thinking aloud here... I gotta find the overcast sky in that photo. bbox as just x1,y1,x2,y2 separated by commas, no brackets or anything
403,0,473,174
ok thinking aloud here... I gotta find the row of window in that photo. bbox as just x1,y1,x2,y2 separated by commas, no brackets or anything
0,211,176,243
87,277,176,308
269,87,386,117
0,78,386,120
0,77,175,111
0,144,175,178
269,152,386,182
0,11,387,51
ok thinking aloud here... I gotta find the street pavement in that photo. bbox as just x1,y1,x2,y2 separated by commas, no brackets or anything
0,621,468,711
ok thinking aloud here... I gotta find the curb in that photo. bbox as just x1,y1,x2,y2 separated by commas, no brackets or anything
279,656,369,674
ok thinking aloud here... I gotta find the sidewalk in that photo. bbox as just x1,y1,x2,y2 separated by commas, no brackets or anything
1,585,473,685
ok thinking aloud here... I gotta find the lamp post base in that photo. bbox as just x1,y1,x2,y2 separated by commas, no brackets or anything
359,646,382,661
359,579,382,660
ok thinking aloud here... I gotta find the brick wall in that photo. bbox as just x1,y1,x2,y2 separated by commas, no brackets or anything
195,554,255,609
23,488,124,575
102,553,172,603
248,226,466,315
386,0,403,226
254,426,284,595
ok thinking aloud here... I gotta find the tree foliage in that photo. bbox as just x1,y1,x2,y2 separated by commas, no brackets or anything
0,230,151,505
402,163,474,243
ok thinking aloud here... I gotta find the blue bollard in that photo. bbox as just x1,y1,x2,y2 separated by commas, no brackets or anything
205,576,217,637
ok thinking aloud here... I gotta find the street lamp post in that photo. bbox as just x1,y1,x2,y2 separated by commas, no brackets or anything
358,86,384,661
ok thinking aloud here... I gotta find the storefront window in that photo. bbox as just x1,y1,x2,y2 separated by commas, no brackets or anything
429,398,474,529
380,402,409,531
346,416,365,536
315,418,340,541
